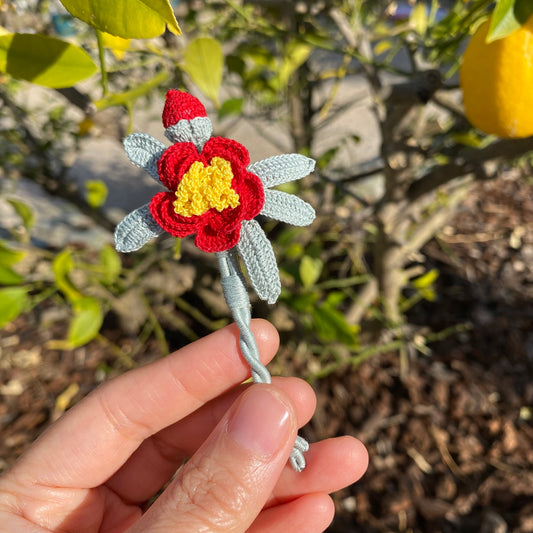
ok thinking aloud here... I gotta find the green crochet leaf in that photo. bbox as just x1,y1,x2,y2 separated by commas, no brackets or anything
248,154,315,188
237,220,281,304
123,133,166,182
115,204,164,252
261,189,315,226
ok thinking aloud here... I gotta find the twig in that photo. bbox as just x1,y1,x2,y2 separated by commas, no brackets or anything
93,70,169,111
308,338,405,381
345,277,378,324
408,136,533,201
337,166,385,184
316,169,371,207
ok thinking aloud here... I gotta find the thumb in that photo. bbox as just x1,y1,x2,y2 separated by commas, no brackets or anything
134,385,298,532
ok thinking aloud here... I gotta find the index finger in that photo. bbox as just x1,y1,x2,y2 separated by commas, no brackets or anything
11,320,279,489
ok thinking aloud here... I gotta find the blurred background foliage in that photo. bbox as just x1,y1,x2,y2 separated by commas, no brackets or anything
0,0,532,378
3,1,533,531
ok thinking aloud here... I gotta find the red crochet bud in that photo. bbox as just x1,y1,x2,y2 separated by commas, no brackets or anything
162,90,207,128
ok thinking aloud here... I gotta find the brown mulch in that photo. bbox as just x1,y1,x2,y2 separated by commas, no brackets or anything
322,171,533,532
1,171,533,532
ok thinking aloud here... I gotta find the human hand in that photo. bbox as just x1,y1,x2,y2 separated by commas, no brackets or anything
0,320,368,532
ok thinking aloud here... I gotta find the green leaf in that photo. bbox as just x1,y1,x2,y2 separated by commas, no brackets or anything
85,180,108,208
0,287,28,328
0,33,97,88
413,269,439,302
410,3,428,35
412,269,439,290
514,0,533,24
99,245,121,284
486,0,533,42
0,265,24,285
53,249,82,302
325,291,345,307
451,130,485,148
67,297,104,347
488,0,519,41
316,146,339,169
184,37,223,107
420,287,436,302
312,304,359,346
218,97,243,120
7,199,34,230
374,40,393,55
287,292,319,313
226,55,245,77
299,255,323,289
0,241,25,267
59,0,181,38
278,40,311,88
285,243,304,260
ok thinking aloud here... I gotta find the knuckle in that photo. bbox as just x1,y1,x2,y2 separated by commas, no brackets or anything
96,387,151,442
167,453,256,532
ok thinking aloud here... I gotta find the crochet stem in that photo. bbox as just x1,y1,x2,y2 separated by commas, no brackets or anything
216,249,309,472
217,249,271,383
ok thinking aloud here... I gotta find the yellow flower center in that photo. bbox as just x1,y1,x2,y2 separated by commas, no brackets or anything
173,157,240,217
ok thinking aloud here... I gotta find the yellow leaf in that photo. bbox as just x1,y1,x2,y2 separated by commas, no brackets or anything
374,40,392,55
101,32,130,60
55,383,79,414
78,117,94,136
184,37,223,107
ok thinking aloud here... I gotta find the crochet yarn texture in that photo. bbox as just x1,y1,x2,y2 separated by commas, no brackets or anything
150,136,265,253
114,89,316,471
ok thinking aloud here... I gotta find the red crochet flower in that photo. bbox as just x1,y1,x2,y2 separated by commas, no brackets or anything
149,137,265,253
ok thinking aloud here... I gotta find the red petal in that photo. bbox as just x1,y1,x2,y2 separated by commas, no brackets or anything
233,171,265,220
162,90,207,128
150,192,204,237
195,222,241,253
157,143,205,191
202,137,250,167
204,206,242,232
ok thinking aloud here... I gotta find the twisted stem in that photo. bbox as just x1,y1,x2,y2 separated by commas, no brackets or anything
216,249,309,472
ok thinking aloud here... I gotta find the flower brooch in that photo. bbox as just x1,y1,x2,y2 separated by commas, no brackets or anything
114,90,316,471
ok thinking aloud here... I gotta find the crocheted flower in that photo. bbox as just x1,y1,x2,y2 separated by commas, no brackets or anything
150,137,264,253
115,89,316,303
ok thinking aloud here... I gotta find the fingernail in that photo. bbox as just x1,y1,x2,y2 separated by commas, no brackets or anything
228,386,292,457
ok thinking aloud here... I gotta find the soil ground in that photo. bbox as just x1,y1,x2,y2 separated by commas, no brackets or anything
1,170,532,532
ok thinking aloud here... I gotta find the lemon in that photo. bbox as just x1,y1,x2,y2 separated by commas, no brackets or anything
460,15,533,139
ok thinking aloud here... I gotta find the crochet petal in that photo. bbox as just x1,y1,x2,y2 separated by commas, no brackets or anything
205,206,242,232
150,192,203,237
157,142,204,191
114,204,164,252
247,154,315,188
123,133,166,183
203,136,250,167
233,172,265,220
237,219,281,304
195,222,241,253
261,189,315,226
165,117,213,152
